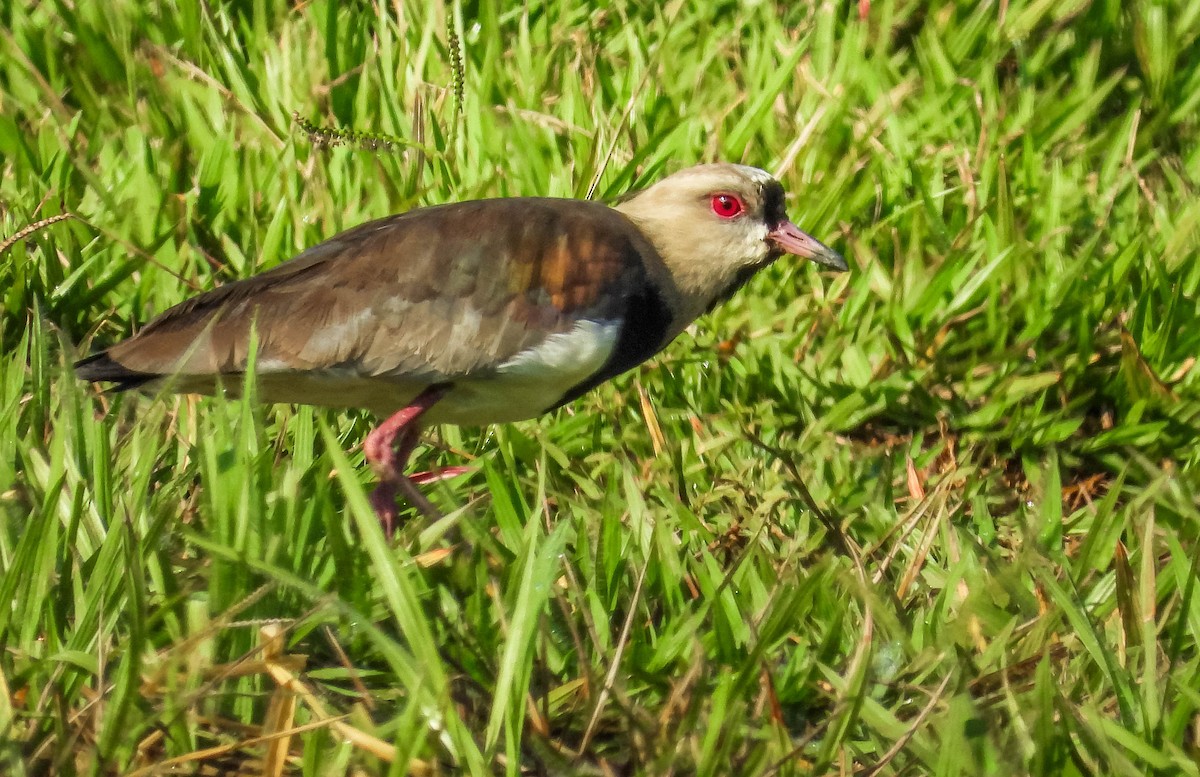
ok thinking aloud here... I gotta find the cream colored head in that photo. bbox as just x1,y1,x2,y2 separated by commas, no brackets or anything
614,163,845,321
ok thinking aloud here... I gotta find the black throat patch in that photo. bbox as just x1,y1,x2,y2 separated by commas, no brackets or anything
549,280,673,410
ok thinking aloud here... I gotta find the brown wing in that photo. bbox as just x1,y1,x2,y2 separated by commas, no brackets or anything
79,198,665,389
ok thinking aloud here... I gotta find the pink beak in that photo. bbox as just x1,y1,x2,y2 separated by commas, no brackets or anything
768,220,847,271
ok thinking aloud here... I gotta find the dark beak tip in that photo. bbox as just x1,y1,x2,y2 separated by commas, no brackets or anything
822,250,849,273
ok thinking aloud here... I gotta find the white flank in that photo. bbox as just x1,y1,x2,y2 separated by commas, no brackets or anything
428,318,621,425
249,317,622,426
499,319,620,379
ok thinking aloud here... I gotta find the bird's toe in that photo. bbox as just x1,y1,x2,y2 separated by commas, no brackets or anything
408,466,472,485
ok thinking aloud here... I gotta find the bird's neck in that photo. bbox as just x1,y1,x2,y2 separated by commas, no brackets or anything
615,206,756,328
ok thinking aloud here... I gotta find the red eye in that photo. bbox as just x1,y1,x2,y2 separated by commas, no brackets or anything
711,194,743,219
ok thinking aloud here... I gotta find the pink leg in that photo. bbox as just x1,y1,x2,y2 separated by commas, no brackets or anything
362,384,451,536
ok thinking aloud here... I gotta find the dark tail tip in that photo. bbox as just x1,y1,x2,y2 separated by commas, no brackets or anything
74,352,157,392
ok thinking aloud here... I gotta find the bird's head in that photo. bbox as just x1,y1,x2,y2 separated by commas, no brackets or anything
614,163,846,315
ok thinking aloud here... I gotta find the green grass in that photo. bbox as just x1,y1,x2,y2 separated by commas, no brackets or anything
2,0,1200,774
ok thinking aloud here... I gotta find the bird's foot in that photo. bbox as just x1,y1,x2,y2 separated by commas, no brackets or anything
368,472,455,538
408,465,472,485
395,475,443,522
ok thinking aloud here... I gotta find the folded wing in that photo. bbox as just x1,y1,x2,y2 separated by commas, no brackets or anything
78,198,665,398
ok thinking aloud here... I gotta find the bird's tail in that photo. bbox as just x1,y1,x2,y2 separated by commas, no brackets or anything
74,352,158,392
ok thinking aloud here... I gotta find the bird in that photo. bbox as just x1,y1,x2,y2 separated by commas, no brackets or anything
76,163,847,533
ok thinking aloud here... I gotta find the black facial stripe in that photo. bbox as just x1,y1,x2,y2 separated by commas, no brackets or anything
760,179,788,227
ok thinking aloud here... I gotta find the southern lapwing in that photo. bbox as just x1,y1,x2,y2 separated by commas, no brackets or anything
76,164,846,532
